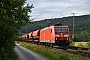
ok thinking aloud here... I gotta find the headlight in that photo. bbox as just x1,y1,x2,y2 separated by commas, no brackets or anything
56,38,58,40
64,34,69,37
55,34,60,37
66,38,69,40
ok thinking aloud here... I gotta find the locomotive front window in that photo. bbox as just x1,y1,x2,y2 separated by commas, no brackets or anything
55,28,68,32
55,28,61,32
62,28,68,32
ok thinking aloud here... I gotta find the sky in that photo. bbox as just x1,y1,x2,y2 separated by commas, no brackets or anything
26,0,90,21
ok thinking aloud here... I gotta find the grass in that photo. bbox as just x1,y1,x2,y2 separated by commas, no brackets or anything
18,41,90,60
73,42,89,47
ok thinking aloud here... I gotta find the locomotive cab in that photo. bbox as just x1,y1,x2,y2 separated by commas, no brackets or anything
55,26,70,46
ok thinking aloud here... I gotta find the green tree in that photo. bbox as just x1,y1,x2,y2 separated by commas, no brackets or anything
0,0,33,60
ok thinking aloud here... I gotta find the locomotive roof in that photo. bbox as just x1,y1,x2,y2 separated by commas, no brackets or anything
41,27,49,30
41,25,68,31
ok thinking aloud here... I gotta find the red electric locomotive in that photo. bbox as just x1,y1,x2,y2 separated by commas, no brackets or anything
40,25,70,47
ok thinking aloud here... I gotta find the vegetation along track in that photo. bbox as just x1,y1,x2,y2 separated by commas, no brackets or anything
19,41,90,58
34,43,90,58
67,46,90,58
51,46,90,58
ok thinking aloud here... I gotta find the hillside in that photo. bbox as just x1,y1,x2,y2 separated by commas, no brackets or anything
21,14,90,42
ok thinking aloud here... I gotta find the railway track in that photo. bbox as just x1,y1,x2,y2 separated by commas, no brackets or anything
67,46,90,58
52,46,90,58
38,44,90,58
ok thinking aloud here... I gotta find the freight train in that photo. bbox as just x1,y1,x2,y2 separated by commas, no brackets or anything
18,23,70,48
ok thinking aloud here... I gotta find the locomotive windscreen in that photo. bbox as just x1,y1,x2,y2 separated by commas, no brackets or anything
62,28,68,32
55,28,61,32
55,28,68,32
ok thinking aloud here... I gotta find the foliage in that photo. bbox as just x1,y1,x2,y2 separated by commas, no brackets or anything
0,0,33,60
70,39,74,46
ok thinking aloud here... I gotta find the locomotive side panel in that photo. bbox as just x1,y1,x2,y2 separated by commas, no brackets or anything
49,26,55,43
40,26,55,43
40,29,51,43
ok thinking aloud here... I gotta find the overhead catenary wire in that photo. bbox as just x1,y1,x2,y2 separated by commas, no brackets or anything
52,0,82,18
31,14,42,20
31,0,82,21
31,7,54,21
